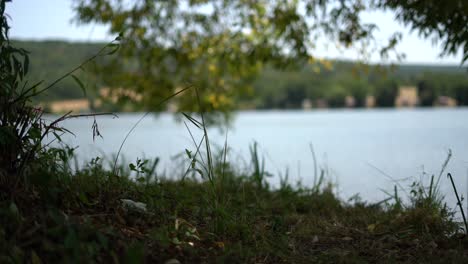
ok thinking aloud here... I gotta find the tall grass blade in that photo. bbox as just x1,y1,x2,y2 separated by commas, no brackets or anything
112,85,193,176
435,149,452,191
428,174,435,200
183,119,206,164
221,131,228,186
250,141,264,188
447,173,468,234
193,87,215,185
181,112,202,129
181,120,206,180
366,162,409,197
32,36,122,97
309,143,318,187
71,74,86,97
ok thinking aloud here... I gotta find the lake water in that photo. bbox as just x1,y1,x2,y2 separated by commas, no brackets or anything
56,108,468,208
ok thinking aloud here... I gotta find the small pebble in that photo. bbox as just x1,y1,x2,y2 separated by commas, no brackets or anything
312,235,319,243
165,259,181,264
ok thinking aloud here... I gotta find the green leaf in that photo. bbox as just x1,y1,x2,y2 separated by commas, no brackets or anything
64,229,78,249
24,55,29,76
71,74,86,97
97,233,109,249
171,237,181,245
0,126,16,145
31,250,42,264
124,242,145,264
185,149,192,159
28,127,41,140
9,202,19,217
78,192,89,204
182,113,202,129
52,131,62,142
115,32,123,41
105,43,120,55
137,176,146,183
194,168,204,178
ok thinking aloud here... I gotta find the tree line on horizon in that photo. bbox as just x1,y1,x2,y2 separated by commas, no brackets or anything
13,39,468,111
251,63,468,109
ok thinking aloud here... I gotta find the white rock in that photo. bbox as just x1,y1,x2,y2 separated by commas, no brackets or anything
164,259,181,264
312,235,319,243
121,199,147,212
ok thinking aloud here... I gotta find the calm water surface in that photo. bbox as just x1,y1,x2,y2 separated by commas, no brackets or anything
57,108,468,206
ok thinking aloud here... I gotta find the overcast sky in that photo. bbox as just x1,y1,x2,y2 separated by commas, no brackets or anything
6,0,464,65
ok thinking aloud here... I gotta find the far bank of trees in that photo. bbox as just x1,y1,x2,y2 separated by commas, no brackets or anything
250,63,468,109
13,39,468,110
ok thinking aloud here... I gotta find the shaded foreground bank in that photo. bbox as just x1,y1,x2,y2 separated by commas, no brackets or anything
1,151,467,263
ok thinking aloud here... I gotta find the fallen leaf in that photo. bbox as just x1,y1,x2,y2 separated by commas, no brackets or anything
215,241,225,249
368,223,376,232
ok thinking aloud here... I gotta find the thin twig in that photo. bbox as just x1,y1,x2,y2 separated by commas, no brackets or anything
66,112,118,119
366,161,409,197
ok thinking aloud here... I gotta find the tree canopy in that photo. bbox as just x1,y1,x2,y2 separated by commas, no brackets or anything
377,0,468,62
72,0,468,116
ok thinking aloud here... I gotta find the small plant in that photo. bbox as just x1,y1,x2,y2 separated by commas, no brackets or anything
129,158,148,175
0,0,121,190
249,141,271,189
0,0,42,178
128,157,159,184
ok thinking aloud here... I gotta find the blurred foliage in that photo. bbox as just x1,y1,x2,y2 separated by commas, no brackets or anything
70,0,467,115
0,0,56,178
376,0,468,63
1,0,120,183
70,0,412,114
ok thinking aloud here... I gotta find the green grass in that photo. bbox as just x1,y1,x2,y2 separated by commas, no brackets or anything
1,146,467,263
